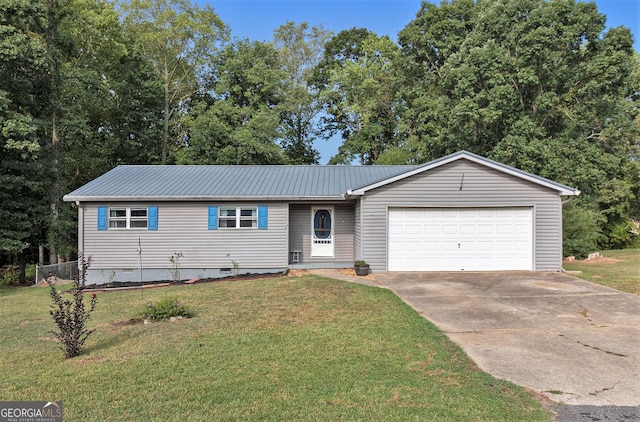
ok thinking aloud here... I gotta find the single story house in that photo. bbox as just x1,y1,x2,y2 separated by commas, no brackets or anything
63,150,580,284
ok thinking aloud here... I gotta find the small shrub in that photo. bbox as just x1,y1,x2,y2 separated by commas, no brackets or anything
0,265,20,286
169,252,183,282
48,256,97,359
138,297,195,321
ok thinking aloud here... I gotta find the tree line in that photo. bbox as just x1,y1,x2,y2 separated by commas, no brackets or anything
1,0,638,282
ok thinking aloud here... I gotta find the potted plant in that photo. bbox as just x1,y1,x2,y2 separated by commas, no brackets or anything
354,260,370,276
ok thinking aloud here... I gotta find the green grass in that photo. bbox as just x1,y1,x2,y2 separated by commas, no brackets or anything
563,248,640,295
0,276,552,421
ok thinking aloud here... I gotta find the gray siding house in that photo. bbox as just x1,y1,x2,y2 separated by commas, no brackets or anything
63,151,580,284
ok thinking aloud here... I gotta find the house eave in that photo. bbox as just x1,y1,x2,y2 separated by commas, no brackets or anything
63,194,348,203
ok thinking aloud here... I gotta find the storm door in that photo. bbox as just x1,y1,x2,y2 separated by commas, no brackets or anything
311,207,334,257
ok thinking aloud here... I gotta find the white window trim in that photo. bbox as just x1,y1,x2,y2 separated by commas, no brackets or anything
108,207,148,230
219,206,258,229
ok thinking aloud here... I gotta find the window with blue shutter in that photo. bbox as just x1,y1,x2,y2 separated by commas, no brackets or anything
148,206,158,230
97,206,108,231
208,206,218,230
258,206,268,230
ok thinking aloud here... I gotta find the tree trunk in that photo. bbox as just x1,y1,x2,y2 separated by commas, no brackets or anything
18,255,26,284
47,0,61,267
162,58,170,164
49,111,60,265
39,245,45,268
162,104,169,164
49,243,57,265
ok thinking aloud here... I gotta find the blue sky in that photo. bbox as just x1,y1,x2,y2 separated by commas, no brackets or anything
208,0,639,163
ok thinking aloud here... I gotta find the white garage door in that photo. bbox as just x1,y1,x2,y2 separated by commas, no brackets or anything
388,207,533,271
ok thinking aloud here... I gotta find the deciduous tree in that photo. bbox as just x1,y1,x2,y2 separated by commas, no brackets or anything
119,0,229,163
397,0,639,251
177,39,287,165
0,0,49,280
313,29,399,164
273,21,332,164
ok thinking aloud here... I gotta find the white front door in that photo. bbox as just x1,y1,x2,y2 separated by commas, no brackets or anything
311,207,334,257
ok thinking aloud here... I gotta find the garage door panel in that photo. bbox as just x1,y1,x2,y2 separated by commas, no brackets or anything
513,241,530,251
424,224,440,234
440,209,458,218
405,241,423,252
496,209,515,217
496,224,514,234
477,241,494,251
477,209,496,218
460,224,476,234
478,224,494,234
442,241,458,251
442,224,458,234
495,241,513,251
514,224,530,234
388,207,532,271
459,209,477,218
424,241,440,251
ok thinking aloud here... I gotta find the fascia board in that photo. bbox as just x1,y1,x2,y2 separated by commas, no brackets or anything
63,195,347,203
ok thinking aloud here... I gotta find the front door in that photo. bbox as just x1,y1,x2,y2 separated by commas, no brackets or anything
311,207,334,257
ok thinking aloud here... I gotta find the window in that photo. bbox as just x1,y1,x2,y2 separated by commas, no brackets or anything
219,207,257,228
109,207,148,229
109,208,127,228
208,205,267,230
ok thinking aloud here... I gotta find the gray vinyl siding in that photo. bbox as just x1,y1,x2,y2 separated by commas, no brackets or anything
289,204,355,263
360,160,563,272
81,202,288,271
354,199,362,260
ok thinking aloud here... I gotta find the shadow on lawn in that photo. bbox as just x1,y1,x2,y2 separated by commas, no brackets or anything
82,319,143,356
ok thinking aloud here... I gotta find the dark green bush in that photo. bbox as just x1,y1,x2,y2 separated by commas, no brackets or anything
563,201,604,259
138,297,195,321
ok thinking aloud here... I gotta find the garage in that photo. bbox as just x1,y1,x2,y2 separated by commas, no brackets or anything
388,207,533,271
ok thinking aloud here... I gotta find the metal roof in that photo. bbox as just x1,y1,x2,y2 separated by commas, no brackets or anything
63,164,415,202
64,151,580,203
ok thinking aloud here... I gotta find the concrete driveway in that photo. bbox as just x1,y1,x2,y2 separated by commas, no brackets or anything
367,271,640,406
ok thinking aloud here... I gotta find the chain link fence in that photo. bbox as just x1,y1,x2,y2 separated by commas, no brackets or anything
35,261,79,284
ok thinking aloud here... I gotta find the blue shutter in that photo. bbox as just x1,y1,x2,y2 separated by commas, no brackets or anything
148,206,158,230
97,206,108,231
258,206,268,230
208,206,218,230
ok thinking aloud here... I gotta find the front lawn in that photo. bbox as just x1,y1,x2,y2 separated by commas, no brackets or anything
0,275,552,421
563,249,640,295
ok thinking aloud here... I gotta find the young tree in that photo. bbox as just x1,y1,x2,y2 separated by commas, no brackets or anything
49,256,97,358
273,21,332,164
119,0,229,163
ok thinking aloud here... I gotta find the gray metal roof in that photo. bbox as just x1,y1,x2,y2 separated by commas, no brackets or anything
63,165,416,202
63,151,580,202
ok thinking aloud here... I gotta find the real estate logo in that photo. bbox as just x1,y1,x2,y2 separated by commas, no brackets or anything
0,401,63,422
